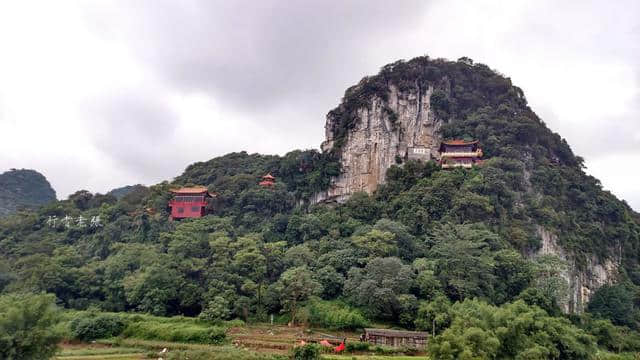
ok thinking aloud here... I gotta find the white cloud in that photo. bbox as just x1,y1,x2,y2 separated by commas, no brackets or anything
586,152,640,210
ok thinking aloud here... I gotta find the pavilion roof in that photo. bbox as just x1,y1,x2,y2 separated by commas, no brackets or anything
442,139,479,145
364,328,429,338
170,186,214,196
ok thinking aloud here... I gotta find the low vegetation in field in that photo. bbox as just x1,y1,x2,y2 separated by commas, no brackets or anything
56,355,144,360
57,346,145,356
122,320,226,344
308,300,369,330
166,348,287,360
58,310,229,344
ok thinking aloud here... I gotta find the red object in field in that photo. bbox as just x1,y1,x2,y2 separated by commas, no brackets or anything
320,340,332,347
168,186,215,220
334,342,345,352
259,173,276,187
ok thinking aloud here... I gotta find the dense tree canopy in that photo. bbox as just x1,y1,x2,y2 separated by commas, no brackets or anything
1,55,639,358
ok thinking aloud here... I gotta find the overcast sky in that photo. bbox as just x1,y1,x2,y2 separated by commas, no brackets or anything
0,0,638,210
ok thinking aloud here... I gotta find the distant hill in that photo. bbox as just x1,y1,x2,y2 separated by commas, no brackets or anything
0,169,56,216
108,184,147,200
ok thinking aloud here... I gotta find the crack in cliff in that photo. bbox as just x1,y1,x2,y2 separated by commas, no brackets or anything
413,83,423,146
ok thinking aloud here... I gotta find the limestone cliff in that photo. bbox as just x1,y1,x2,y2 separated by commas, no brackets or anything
316,84,442,203
532,226,618,313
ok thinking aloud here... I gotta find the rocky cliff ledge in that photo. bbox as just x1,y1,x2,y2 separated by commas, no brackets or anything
315,84,442,203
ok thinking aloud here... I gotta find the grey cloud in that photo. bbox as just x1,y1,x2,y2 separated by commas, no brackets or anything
86,92,187,179
56,0,640,210
83,0,429,113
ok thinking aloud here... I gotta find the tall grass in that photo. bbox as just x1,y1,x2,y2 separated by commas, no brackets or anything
58,310,228,345
308,300,369,330
121,321,226,344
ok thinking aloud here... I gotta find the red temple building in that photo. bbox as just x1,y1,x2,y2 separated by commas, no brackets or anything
439,140,483,169
168,186,214,220
259,173,276,187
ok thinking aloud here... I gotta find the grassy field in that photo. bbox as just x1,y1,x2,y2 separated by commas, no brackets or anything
56,355,144,360
56,313,429,359
55,343,147,360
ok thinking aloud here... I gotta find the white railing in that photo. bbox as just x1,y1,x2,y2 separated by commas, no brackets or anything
440,151,482,157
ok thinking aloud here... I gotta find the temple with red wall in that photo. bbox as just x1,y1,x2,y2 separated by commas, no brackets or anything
168,186,214,220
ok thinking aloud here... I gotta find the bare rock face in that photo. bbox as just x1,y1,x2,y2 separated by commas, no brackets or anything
315,85,442,203
534,225,619,313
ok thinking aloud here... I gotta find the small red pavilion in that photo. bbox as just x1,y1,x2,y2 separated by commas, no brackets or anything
439,140,483,169
168,186,214,220
259,173,276,187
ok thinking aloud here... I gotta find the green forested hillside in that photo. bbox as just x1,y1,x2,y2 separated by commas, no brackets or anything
1,56,640,358
0,168,56,216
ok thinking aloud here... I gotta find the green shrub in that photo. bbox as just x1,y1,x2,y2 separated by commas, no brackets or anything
70,313,127,341
199,296,231,324
122,321,226,344
345,341,370,352
373,345,400,355
584,318,640,352
308,300,369,330
290,344,321,360
594,352,638,360
0,293,61,360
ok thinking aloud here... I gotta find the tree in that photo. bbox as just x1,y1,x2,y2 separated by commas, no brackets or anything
587,283,640,329
343,192,380,222
122,265,183,316
344,257,414,320
313,266,345,299
0,293,61,360
373,219,419,260
232,235,268,316
351,229,398,258
531,255,569,312
199,296,231,324
283,244,316,268
429,224,499,301
583,317,640,353
274,267,322,325
492,249,533,304
415,295,452,337
396,294,418,328
428,299,596,360
415,268,442,300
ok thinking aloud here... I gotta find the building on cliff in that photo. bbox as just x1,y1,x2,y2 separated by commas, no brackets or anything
439,140,483,169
